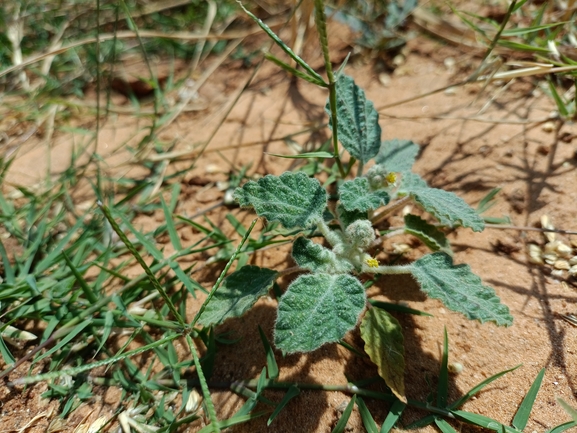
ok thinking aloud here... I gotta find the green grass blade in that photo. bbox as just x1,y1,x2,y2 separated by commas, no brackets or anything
0,239,15,284
512,367,545,430
32,319,92,364
115,210,164,261
200,327,216,380
264,53,326,86
546,420,577,433
197,412,268,433
15,334,180,385
191,218,258,327
225,213,247,237
512,0,530,12
95,310,114,356
435,418,458,433
449,365,521,409
380,398,405,432
476,188,501,214
501,22,567,37
357,397,379,433
0,335,15,365
557,398,577,422
497,40,550,53
267,151,335,159
237,2,327,86
547,79,569,118
187,334,220,433
332,395,357,433
161,196,182,251
438,327,449,408
61,251,98,304
258,325,278,380
35,209,92,274
452,410,516,432
21,220,47,275
267,385,300,426
99,202,185,328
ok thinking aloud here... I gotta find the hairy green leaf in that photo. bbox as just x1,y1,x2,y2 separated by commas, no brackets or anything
292,237,354,274
360,308,406,402
399,173,484,232
376,139,420,173
327,74,381,164
234,172,327,229
411,253,513,326
198,266,278,326
340,177,390,212
404,214,451,254
275,273,366,353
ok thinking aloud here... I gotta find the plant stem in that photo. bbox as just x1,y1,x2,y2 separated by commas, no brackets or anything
371,196,412,225
313,0,346,178
317,218,342,247
98,376,456,419
371,264,413,275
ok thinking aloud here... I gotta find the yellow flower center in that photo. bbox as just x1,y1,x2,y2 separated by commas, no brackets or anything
385,172,397,184
365,257,379,268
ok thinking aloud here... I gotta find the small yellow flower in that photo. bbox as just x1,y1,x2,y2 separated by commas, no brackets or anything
385,172,397,185
365,257,379,268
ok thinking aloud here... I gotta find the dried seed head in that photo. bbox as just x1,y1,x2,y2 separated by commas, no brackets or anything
541,215,556,242
554,260,570,270
392,243,411,255
555,243,573,259
544,241,561,253
543,252,558,265
185,389,202,413
528,244,544,264
569,256,577,266
87,417,108,433
569,265,577,276
529,244,543,265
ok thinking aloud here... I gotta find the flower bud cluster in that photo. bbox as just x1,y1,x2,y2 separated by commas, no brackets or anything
365,164,397,190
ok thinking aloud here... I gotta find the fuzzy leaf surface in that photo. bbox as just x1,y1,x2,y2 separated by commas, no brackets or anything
375,139,420,173
234,172,327,229
404,214,451,254
198,266,278,326
326,74,381,164
292,237,354,274
399,173,484,232
410,253,513,326
360,308,406,402
340,177,390,212
275,273,366,353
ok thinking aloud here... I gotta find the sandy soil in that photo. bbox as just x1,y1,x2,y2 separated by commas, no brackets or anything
1,13,577,433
